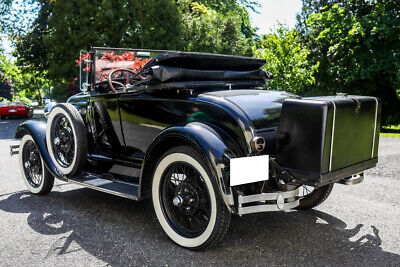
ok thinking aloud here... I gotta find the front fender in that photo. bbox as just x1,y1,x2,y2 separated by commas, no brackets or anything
15,120,63,179
145,122,236,210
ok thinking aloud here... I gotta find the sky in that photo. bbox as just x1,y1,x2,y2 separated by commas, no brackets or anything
250,0,303,34
1,0,303,55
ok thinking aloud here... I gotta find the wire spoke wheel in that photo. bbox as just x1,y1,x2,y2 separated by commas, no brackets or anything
152,146,231,250
19,134,54,195
296,183,334,210
160,162,211,238
50,114,75,168
298,185,315,198
22,140,43,188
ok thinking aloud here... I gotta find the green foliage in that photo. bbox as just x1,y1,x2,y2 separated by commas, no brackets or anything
254,26,317,94
11,0,255,93
0,55,52,105
179,0,253,56
299,0,400,124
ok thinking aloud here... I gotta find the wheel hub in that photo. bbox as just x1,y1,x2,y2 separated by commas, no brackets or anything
54,137,60,145
172,196,183,207
174,183,199,215
24,161,30,169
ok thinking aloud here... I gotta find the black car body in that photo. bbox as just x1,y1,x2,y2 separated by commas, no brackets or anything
12,48,381,249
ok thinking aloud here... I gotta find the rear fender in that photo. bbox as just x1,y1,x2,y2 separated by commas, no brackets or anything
142,122,236,210
15,120,64,179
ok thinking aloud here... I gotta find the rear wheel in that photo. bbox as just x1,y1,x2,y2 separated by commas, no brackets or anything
19,135,54,195
46,103,88,176
152,146,231,250
296,183,334,210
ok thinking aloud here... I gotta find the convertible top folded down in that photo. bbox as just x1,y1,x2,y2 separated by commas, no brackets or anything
143,51,267,71
142,51,271,89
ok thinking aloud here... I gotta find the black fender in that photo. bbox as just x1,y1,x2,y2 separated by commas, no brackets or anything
15,120,64,179
141,122,236,211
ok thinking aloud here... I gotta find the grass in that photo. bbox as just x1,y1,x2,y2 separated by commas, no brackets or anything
380,132,400,138
380,124,400,137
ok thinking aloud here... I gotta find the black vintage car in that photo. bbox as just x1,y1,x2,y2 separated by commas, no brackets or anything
10,48,381,250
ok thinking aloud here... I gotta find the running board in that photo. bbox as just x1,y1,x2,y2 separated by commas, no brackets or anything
68,173,139,200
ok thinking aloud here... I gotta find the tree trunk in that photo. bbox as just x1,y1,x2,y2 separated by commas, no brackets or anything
34,78,42,106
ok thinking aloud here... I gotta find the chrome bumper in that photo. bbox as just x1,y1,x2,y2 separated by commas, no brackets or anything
237,187,299,216
10,144,19,156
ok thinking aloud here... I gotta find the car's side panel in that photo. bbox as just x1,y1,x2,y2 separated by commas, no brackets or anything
118,91,247,158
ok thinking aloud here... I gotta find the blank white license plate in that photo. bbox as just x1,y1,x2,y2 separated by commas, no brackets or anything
8,109,17,113
230,155,269,186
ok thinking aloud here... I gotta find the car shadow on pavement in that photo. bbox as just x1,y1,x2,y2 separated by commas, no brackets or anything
0,188,399,266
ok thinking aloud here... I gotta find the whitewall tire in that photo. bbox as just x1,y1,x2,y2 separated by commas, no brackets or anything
46,103,87,176
152,146,230,250
19,135,54,195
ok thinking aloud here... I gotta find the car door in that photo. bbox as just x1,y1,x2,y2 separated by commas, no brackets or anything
88,92,125,158
117,91,170,160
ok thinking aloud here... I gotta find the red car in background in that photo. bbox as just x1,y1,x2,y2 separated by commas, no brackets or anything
0,102,34,119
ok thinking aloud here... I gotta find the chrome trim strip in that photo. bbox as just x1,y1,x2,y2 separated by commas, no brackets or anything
371,98,379,158
328,101,337,172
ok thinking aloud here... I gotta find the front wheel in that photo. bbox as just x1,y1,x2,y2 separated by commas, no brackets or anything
152,146,231,250
19,135,54,195
296,183,334,210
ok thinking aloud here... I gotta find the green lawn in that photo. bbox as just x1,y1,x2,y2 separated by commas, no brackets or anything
380,133,400,138
381,124,400,137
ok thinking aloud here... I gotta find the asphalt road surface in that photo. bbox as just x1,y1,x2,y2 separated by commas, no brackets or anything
0,113,399,266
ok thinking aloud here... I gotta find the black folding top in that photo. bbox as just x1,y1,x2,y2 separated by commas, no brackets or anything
91,48,271,90
147,65,269,83
143,51,266,71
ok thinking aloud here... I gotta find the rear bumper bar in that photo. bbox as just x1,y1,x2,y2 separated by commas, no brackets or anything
10,144,20,156
237,187,299,216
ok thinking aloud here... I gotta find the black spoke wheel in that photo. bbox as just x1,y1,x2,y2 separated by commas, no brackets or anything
22,140,43,187
46,103,87,176
50,114,75,168
160,162,212,238
152,146,231,250
19,135,54,195
296,183,334,210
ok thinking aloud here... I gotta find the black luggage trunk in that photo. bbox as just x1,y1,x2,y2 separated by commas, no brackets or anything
276,95,381,186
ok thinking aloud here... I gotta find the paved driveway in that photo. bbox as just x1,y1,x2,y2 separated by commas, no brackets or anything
0,115,399,266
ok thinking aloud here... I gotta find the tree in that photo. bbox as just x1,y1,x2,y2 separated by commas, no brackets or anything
254,25,317,94
179,1,253,56
0,55,51,105
12,0,256,99
298,0,400,124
